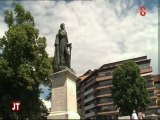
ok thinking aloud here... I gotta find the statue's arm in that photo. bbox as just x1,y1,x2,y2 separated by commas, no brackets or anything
66,33,72,47
66,33,68,43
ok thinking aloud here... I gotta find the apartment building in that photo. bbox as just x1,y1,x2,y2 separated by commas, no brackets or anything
77,56,159,119
153,75,160,114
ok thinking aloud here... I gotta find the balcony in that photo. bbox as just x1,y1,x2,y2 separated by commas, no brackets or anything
97,97,113,104
85,111,95,118
83,77,96,90
149,100,157,106
84,88,94,96
149,93,155,97
98,71,113,77
96,94,112,98
97,105,117,112
154,75,160,82
77,90,80,94
97,110,118,115
147,81,154,88
150,96,157,99
141,72,152,77
85,103,95,111
155,89,160,95
96,76,112,81
140,67,152,74
84,96,94,103
96,85,113,90
97,80,112,87
147,87,156,90
96,102,114,107
96,89,111,96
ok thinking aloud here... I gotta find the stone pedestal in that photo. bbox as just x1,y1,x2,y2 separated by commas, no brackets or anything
47,69,80,119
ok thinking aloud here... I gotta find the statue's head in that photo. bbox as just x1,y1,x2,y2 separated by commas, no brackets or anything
60,23,65,30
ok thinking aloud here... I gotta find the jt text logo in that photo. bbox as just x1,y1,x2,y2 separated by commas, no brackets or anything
11,101,21,112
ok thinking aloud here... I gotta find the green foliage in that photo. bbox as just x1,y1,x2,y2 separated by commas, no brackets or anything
112,60,150,116
0,3,51,119
45,57,53,101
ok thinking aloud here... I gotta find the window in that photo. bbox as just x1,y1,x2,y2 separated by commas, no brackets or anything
85,76,95,84
147,81,154,88
85,92,94,99
149,90,155,96
85,109,95,114
99,105,116,112
155,84,160,89
150,99,156,106
138,63,149,69
97,97,113,104
96,89,111,95
98,70,113,77
84,77,96,91
145,109,157,115
143,75,151,81
98,80,112,87
85,100,95,106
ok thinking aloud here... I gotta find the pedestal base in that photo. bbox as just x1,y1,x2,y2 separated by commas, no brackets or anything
47,111,80,119
47,69,80,119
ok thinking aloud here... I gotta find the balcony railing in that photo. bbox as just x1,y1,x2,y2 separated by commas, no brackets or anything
85,111,95,118
85,103,95,111
97,105,117,112
149,100,157,106
147,82,154,88
84,88,94,96
140,67,152,74
98,80,112,87
97,97,113,104
84,96,94,103
83,77,96,90
149,92,155,96
96,89,111,96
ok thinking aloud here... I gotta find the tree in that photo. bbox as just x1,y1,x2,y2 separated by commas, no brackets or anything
45,57,53,101
112,60,150,116
0,3,51,119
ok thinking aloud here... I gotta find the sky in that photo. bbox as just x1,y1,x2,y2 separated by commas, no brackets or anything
0,0,159,108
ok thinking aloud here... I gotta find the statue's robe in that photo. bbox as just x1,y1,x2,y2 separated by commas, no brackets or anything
53,34,60,72
53,30,71,72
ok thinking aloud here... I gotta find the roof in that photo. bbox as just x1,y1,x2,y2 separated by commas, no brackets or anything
82,69,92,76
79,75,89,81
100,56,148,69
79,56,150,82
78,69,93,81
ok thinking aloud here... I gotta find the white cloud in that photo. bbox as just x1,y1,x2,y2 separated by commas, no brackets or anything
41,99,51,109
0,0,158,75
0,16,7,38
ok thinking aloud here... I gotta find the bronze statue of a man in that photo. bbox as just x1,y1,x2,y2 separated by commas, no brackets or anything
53,23,72,72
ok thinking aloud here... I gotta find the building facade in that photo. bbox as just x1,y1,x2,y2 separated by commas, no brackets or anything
153,75,160,114
77,56,160,119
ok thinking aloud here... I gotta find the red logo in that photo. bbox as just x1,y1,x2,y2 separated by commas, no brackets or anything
11,101,21,112
140,6,146,16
